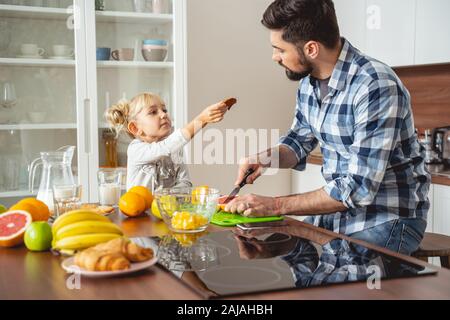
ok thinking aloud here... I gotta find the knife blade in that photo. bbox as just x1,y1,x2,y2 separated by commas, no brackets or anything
223,168,255,204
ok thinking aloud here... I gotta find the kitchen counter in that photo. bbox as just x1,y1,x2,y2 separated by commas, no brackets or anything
1,212,450,300
307,155,450,187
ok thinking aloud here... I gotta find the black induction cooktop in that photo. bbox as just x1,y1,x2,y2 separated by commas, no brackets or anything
132,221,437,299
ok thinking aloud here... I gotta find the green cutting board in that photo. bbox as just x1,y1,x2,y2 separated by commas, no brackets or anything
211,210,284,227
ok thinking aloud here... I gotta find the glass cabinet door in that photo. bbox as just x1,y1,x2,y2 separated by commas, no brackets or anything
0,0,82,207
86,0,183,202
0,0,186,206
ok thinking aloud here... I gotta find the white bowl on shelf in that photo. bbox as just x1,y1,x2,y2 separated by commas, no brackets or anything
141,40,168,62
142,48,167,62
27,111,47,123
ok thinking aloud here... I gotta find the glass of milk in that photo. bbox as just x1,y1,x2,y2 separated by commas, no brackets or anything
98,169,123,207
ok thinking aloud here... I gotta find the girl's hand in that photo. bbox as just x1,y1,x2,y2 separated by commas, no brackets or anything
199,101,229,124
183,98,237,140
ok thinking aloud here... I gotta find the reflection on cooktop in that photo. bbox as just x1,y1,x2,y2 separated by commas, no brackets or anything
138,227,437,299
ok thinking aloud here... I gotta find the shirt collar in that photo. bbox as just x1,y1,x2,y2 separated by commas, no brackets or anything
327,38,357,92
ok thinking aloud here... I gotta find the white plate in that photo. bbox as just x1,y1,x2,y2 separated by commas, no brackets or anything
61,256,158,277
16,55,44,59
48,56,73,60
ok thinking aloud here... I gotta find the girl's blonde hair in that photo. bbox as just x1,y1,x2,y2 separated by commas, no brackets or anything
105,92,165,139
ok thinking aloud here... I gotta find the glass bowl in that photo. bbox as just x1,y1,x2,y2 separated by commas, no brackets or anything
157,233,219,272
154,187,220,233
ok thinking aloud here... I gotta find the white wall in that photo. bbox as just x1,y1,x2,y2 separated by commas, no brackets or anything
186,0,299,196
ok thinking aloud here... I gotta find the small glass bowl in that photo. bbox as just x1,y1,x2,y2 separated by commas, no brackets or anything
154,187,220,233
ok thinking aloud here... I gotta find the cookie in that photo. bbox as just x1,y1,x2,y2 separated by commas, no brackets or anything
223,97,237,109
98,206,115,214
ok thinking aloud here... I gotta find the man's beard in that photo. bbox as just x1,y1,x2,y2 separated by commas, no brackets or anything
284,67,312,81
280,51,313,81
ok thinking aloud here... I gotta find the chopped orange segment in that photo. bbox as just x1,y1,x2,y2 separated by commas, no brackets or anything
171,211,208,230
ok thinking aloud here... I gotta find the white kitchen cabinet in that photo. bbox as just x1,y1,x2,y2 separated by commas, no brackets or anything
0,0,186,207
432,184,450,236
365,0,415,67
335,0,450,67
415,0,450,65
334,0,366,52
334,0,415,67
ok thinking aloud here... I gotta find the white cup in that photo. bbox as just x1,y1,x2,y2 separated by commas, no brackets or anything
20,44,45,57
52,44,74,57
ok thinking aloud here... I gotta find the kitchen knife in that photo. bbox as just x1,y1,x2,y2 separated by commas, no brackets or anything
223,168,255,204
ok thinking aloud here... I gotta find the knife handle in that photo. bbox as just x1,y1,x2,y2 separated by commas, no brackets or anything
239,168,255,188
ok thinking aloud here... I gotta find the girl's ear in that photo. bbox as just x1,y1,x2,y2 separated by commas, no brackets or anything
128,121,141,137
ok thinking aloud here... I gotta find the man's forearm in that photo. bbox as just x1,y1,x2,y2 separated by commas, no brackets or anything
258,145,299,169
276,188,347,216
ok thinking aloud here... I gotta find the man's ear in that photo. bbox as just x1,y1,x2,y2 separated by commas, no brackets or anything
128,121,141,137
304,41,319,59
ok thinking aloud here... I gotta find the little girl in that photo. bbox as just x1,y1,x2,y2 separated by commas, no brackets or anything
105,92,236,192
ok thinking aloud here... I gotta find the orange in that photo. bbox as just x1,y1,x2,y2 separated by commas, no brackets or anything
9,202,42,221
17,198,51,221
119,192,146,217
128,186,153,210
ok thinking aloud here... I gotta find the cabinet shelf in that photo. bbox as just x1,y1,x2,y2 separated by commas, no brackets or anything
0,5,172,24
0,58,173,69
0,123,77,130
95,10,172,24
0,57,75,67
0,4,72,20
97,60,173,69
0,190,36,199
0,123,111,130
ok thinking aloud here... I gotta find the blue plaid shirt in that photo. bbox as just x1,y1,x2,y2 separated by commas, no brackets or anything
280,38,430,235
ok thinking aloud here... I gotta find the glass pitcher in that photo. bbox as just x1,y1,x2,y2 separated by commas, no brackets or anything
28,146,76,213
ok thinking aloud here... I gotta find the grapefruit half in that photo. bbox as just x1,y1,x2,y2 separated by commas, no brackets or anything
0,210,32,248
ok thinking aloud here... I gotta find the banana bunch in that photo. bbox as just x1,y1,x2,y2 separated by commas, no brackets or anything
52,209,123,251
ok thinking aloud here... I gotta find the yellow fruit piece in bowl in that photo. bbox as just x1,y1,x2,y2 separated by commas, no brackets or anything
191,185,209,204
171,211,208,231
173,231,207,247
159,195,178,217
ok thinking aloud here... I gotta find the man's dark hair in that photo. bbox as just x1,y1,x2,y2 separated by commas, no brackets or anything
262,0,340,49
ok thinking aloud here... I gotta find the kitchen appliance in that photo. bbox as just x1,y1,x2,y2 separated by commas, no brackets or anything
420,129,438,164
28,146,76,212
136,221,437,298
432,126,450,165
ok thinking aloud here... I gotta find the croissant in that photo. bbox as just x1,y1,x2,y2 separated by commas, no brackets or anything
93,238,154,262
74,238,153,271
74,248,130,271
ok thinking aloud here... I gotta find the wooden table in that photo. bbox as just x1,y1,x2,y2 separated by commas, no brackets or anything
1,212,450,300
